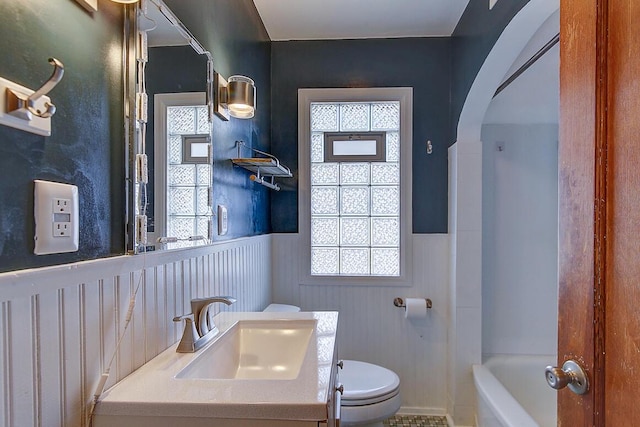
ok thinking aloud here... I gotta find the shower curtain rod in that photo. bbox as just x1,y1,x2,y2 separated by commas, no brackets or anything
493,33,560,98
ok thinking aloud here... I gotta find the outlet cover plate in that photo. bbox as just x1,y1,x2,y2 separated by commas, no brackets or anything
217,205,228,236
34,180,79,255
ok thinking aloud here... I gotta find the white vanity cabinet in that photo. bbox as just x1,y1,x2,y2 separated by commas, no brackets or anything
93,312,340,427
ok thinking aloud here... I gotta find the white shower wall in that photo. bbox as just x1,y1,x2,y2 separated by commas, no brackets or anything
0,235,271,427
481,123,559,357
271,233,450,414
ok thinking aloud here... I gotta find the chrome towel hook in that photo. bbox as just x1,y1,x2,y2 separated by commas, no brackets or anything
6,57,64,120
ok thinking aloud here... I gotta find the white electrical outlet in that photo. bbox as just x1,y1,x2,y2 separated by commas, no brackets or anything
217,205,228,236
54,198,71,213
53,221,70,237
34,180,79,255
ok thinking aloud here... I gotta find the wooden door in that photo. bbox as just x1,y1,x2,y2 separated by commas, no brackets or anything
559,0,640,424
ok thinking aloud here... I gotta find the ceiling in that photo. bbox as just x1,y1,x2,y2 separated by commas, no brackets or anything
144,0,559,125
143,3,188,47
252,0,471,41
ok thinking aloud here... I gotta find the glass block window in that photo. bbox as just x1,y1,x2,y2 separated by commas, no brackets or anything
309,101,401,276
166,105,211,243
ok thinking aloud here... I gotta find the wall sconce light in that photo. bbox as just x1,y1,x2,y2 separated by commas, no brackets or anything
214,73,256,121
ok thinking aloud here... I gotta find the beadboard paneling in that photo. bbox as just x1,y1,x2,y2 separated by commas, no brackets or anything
271,233,449,413
0,235,271,427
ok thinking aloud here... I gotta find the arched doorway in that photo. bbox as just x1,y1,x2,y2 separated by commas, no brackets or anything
447,0,559,425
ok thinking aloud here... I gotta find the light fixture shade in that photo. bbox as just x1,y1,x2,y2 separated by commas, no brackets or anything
227,75,255,119
110,0,139,3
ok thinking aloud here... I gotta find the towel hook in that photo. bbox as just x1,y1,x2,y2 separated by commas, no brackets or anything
7,57,64,120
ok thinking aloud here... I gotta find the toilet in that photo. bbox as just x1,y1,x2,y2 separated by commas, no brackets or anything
263,304,401,427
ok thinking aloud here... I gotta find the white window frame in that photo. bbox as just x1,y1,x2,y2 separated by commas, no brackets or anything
298,88,413,286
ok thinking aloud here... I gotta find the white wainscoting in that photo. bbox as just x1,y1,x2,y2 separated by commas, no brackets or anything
0,235,271,427
272,233,449,414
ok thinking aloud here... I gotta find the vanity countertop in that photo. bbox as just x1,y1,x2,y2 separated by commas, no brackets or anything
93,311,339,422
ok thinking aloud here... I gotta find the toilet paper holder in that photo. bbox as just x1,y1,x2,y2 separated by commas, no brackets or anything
393,297,432,309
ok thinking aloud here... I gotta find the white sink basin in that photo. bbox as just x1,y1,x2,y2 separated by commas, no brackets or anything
176,319,315,380
92,311,339,425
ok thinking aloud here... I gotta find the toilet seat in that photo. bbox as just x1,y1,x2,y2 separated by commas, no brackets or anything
340,360,400,406
262,305,401,426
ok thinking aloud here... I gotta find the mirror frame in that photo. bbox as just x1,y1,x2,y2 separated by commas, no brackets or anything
124,3,137,254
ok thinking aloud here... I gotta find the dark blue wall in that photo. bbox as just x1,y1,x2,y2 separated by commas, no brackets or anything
0,0,533,272
0,0,124,273
450,0,530,139
265,1,532,235
164,0,272,239
270,38,452,234
0,0,271,273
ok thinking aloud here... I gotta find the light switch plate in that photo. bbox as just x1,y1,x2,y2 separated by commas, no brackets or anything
217,205,228,236
0,77,52,136
34,180,79,255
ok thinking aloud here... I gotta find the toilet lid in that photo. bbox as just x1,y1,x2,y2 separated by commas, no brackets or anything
340,360,400,403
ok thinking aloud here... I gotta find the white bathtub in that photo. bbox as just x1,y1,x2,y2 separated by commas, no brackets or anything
473,355,557,427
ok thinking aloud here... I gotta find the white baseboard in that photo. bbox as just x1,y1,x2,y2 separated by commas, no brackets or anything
397,406,448,417
443,413,475,427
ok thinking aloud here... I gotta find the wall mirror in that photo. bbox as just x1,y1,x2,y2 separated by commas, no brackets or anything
126,0,215,254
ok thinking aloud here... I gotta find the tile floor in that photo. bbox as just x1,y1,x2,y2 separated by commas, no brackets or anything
383,414,448,426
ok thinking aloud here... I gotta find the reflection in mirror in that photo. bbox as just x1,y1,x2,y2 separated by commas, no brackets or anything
130,0,214,253
152,93,212,250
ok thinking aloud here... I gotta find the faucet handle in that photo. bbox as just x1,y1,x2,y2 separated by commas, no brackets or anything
173,313,194,322
173,313,200,353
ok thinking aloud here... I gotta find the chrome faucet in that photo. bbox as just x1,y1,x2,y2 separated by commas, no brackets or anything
173,296,236,353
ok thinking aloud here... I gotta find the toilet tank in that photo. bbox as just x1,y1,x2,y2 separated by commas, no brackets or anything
263,304,301,312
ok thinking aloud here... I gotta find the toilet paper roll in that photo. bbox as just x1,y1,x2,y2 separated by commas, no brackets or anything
405,298,428,320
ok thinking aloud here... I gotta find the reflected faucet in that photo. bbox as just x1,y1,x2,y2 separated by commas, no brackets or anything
173,296,236,353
